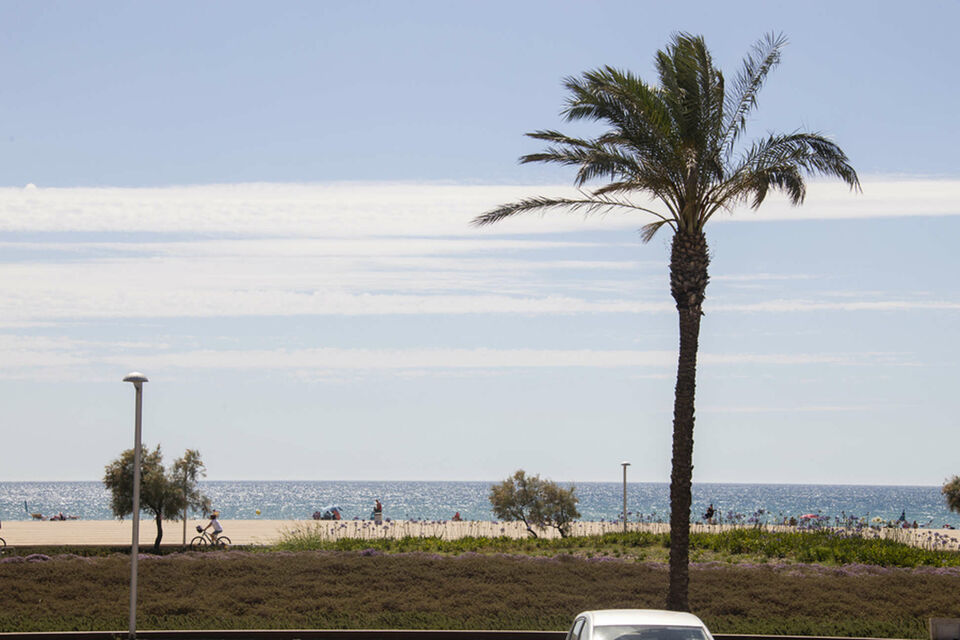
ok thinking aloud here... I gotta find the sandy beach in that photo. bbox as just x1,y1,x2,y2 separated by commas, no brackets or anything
1,519,290,547
3,518,960,550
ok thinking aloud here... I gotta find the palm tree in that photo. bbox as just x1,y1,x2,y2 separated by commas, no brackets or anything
472,32,859,610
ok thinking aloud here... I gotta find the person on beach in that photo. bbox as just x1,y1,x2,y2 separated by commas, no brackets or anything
703,504,715,524
374,499,382,514
203,511,223,542
452,512,462,521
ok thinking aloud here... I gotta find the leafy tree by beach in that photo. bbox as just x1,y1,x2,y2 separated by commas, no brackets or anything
489,469,580,537
538,479,580,537
943,476,960,514
473,33,859,610
103,445,211,552
172,449,212,520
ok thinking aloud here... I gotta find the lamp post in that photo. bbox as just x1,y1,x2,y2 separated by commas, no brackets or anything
621,461,631,533
123,372,148,640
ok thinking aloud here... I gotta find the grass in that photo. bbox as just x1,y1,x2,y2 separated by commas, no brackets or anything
1,529,959,637
274,527,960,569
689,528,960,567
275,528,664,556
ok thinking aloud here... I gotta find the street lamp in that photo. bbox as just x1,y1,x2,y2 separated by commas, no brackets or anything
621,461,631,533
123,372,148,640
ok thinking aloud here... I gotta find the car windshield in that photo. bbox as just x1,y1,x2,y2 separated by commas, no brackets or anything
593,625,708,640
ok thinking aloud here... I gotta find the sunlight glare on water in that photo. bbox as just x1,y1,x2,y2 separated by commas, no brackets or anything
1,480,956,526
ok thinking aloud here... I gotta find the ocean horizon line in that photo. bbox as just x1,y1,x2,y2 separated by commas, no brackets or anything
0,474,942,489
0,479,945,488
4,479,957,525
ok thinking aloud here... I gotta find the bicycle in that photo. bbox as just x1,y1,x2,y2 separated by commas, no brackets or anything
189,525,231,550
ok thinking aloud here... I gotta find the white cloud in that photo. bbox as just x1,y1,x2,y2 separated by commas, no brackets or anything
712,273,817,282
105,347,681,370
714,178,960,222
700,404,900,414
0,237,626,258
0,334,164,381
0,177,957,238
0,182,596,236
1,252,954,322
0,178,957,326
712,299,960,313
0,331,910,381
0,287,669,324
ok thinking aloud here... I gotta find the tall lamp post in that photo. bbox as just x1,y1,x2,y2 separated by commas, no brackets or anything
621,461,630,533
123,372,148,640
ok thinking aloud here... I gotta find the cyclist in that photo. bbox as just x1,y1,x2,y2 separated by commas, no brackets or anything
203,511,223,543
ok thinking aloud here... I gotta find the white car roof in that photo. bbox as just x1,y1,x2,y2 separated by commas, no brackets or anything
579,609,708,628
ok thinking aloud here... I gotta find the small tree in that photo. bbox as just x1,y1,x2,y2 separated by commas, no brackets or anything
539,480,580,537
943,476,960,514
490,469,580,538
172,449,211,543
103,445,210,552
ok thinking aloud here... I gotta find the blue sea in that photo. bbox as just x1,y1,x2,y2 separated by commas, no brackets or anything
2,481,958,527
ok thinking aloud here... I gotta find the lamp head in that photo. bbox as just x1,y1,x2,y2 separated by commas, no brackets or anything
123,372,149,384
621,461,631,467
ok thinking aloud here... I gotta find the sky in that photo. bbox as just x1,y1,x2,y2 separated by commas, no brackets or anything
1,1,958,486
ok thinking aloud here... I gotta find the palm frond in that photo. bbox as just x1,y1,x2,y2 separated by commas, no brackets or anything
592,179,680,218
563,66,669,132
527,69,690,194
526,129,596,147
654,33,729,216
721,32,786,155
640,219,674,243
743,132,860,197
561,67,678,172
475,33,857,240
703,131,859,223
519,142,643,188
689,34,726,153
471,195,671,227
657,34,722,150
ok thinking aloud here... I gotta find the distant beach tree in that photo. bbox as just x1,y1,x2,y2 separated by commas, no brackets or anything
473,33,859,610
538,478,580,537
172,448,212,523
944,476,960,514
103,445,211,552
489,470,580,538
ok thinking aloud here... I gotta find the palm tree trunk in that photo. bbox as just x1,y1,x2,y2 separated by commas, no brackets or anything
666,230,709,611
